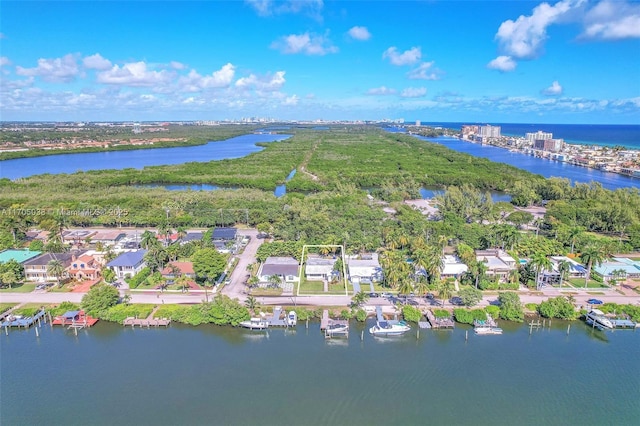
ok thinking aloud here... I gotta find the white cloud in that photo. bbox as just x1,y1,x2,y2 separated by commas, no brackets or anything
236,71,286,91
582,0,640,39
366,86,397,96
170,61,187,70
246,0,323,18
16,54,80,83
495,0,583,59
487,55,517,72
179,63,236,91
382,46,421,66
400,87,427,98
271,32,337,55
283,95,299,106
0,57,11,67
348,26,371,41
96,61,174,87
542,80,563,95
83,53,112,70
407,61,440,80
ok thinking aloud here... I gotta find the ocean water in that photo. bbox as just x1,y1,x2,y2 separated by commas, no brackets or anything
419,122,640,149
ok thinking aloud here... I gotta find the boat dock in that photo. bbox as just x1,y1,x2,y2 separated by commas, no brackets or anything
52,310,99,329
123,317,171,327
426,310,455,329
1,309,46,329
267,306,288,327
320,310,349,337
611,319,637,329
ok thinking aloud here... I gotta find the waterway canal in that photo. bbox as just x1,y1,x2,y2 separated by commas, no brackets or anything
2,320,638,425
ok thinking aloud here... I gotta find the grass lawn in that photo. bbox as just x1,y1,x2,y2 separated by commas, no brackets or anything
250,287,283,296
49,285,73,293
0,303,16,314
567,278,608,289
0,283,36,293
298,280,346,295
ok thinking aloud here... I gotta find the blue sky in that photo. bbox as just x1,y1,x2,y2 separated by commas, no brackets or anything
1,0,639,123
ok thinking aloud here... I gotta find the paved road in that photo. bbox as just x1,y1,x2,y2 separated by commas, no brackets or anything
224,229,260,300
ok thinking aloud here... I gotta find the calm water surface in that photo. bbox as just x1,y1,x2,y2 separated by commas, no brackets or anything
0,134,291,180
2,320,638,426
418,135,639,191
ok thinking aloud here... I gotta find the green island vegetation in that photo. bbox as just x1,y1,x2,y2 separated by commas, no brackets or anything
0,124,257,160
1,126,640,324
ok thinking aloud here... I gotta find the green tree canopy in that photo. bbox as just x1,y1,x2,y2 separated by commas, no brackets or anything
498,291,524,322
81,283,119,317
192,248,227,282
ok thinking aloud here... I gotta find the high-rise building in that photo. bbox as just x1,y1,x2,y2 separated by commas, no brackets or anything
479,125,501,138
526,131,553,143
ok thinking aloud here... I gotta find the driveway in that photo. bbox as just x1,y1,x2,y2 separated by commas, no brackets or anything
223,229,261,300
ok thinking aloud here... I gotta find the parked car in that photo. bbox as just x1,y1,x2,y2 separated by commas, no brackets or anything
425,293,435,300
369,292,379,298
449,296,464,306
256,233,269,239
587,298,603,305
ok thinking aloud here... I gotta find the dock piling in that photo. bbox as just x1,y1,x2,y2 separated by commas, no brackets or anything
567,324,571,335
465,330,468,341
35,326,39,338
361,330,364,341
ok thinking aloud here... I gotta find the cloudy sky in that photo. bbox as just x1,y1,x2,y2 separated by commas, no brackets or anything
1,0,639,123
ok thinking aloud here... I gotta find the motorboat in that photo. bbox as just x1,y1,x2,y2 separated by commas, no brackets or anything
585,309,614,330
286,311,297,327
239,318,269,330
369,320,411,336
325,323,349,337
474,326,503,335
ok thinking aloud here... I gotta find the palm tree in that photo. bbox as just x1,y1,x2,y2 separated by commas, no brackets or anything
557,260,571,290
529,252,552,290
174,274,191,293
474,261,487,289
580,245,605,288
47,258,66,288
398,277,414,297
140,230,157,250
567,226,583,255
245,295,259,313
437,279,454,308
268,274,282,289
414,276,429,297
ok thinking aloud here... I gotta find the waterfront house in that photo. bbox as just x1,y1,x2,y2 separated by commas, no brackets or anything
161,261,196,284
67,253,102,281
347,253,382,284
305,255,337,281
594,258,640,283
441,255,469,280
549,256,587,278
23,251,85,282
475,249,517,282
259,257,300,284
0,249,42,265
106,250,148,279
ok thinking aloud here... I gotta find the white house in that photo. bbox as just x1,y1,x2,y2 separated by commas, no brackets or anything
259,257,300,283
347,253,382,284
305,255,337,281
106,250,148,279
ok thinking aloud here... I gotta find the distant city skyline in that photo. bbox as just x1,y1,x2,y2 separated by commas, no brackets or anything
1,0,639,124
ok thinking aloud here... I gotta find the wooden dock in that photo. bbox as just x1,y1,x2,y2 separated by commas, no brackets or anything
320,310,349,337
1,309,47,329
426,310,455,329
123,317,171,327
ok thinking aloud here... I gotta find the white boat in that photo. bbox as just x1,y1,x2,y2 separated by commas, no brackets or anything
585,309,614,330
325,323,349,337
286,311,297,327
239,318,269,330
474,326,503,335
369,321,411,336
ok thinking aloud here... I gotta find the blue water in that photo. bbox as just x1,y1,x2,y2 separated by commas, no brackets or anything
420,187,512,202
0,134,291,180
418,122,640,149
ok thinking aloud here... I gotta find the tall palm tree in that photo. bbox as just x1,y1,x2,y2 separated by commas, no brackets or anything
140,230,157,250
398,277,414,297
174,274,191,293
580,245,605,288
47,258,66,288
567,226,583,255
268,274,282,289
437,279,454,308
557,260,571,290
529,252,552,290
245,295,259,313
